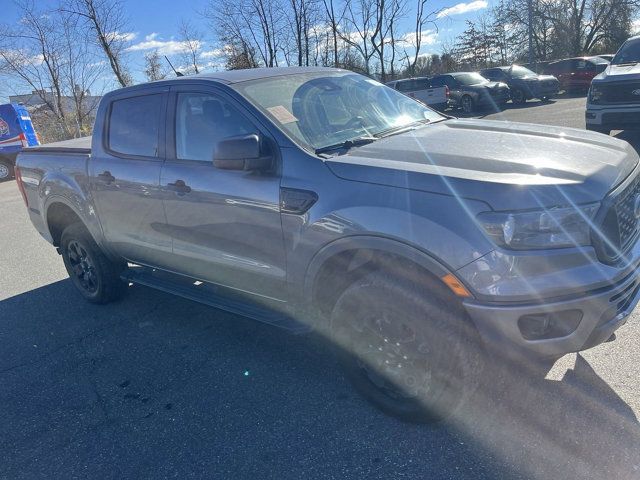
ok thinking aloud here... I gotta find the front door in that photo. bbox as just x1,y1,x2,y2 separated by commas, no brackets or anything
160,87,286,300
89,89,172,267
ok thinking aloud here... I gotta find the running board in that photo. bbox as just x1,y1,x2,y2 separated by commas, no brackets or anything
121,267,310,334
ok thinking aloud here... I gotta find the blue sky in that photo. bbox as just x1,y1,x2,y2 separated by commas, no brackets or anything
0,0,490,101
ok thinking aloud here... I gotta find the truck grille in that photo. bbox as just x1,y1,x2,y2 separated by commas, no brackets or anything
602,82,640,104
597,173,640,261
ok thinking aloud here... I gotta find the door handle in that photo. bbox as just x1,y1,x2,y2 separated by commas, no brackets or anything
167,179,191,195
97,171,115,184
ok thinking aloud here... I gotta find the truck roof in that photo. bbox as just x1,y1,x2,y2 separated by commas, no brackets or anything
139,66,347,88
101,66,349,99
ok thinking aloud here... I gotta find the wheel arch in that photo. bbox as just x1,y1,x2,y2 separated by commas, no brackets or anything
303,236,469,318
45,200,86,247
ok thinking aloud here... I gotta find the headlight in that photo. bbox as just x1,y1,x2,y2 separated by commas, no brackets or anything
478,204,600,250
589,85,603,103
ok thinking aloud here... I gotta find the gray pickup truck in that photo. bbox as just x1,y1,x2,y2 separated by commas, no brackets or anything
587,35,640,134
16,67,640,422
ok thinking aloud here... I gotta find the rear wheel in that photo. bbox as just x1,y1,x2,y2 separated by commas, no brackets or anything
60,222,127,304
0,158,13,181
330,271,483,423
461,95,475,114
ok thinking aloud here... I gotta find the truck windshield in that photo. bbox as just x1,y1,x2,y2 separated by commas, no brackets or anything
232,72,443,152
611,40,640,65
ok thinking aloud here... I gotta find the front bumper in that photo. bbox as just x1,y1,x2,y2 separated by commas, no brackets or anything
464,267,639,358
586,104,640,130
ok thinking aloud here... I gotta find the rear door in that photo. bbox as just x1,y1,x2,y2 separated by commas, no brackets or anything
159,85,287,299
89,88,172,267
13,104,39,146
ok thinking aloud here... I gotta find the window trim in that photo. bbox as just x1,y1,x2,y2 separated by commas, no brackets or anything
166,85,280,170
103,90,167,162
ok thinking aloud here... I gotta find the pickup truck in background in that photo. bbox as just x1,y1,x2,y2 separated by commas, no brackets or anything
0,103,39,180
586,35,640,134
385,77,449,110
16,67,640,423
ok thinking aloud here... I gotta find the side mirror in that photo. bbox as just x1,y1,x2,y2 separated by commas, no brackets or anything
213,134,271,171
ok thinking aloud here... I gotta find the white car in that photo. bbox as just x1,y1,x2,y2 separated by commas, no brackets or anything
385,77,449,110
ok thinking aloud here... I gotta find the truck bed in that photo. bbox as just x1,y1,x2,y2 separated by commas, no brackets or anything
25,136,91,154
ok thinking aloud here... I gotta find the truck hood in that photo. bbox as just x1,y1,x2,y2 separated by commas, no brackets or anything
325,118,639,210
594,63,640,83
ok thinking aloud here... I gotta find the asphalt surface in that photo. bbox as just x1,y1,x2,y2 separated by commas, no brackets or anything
2,95,640,479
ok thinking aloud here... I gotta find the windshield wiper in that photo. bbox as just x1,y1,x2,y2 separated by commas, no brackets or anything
374,120,430,139
612,61,638,66
315,136,377,155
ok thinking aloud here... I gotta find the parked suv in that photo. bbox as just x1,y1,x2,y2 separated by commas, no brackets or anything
16,67,640,422
586,36,640,134
431,72,510,113
544,57,609,92
481,65,560,103
385,77,449,110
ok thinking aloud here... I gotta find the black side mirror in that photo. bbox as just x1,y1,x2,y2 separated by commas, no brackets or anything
213,134,271,171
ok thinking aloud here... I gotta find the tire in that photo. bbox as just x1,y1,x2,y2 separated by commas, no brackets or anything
461,95,475,114
586,125,611,135
511,88,526,104
0,158,13,182
330,271,483,423
60,222,127,304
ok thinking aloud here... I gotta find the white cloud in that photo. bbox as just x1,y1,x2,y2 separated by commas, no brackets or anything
437,0,488,18
105,31,137,42
633,18,640,33
200,48,224,59
127,36,202,56
399,30,439,47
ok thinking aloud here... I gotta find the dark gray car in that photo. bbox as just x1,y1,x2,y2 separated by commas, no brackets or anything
431,72,510,113
15,67,640,423
481,65,560,103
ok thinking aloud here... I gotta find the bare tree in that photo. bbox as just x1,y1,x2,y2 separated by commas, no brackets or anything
322,0,341,66
340,0,377,74
285,0,320,66
62,0,132,87
404,0,441,76
0,0,70,136
61,12,105,135
369,0,406,82
205,0,285,67
144,50,167,81
178,19,204,74
0,0,104,140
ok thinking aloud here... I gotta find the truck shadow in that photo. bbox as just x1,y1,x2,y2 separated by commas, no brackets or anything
0,279,638,478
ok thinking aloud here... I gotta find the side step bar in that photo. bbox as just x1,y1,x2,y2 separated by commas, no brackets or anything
121,266,311,334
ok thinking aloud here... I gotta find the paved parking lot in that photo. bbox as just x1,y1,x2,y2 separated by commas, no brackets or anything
1,96,640,479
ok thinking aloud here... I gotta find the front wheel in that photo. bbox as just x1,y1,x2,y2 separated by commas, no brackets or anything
330,271,483,423
511,88,527,104
0,158,13,181
60,223,127,304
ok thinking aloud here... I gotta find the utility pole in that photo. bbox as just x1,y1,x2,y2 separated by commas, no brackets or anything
527,0,535,69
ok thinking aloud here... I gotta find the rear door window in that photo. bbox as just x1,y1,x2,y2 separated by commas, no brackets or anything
108,94,163,157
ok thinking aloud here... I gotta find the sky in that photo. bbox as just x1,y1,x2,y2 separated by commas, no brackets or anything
0,0,491,102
